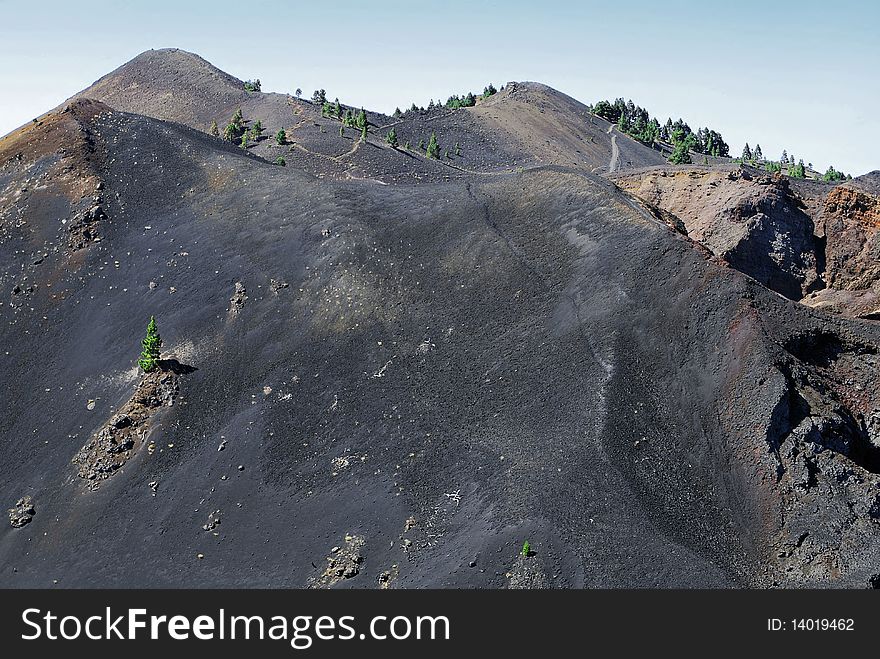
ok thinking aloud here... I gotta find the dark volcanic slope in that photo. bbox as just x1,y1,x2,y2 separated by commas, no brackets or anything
67,48,300,137
3,96,880,589
67,50,666,181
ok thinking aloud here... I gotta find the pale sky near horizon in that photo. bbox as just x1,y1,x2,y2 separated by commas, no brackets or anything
1,0,877,175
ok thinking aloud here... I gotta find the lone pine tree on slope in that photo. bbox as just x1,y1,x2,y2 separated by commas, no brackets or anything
137,316,162,373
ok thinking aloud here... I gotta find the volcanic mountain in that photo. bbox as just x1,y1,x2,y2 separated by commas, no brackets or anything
1,49,879,588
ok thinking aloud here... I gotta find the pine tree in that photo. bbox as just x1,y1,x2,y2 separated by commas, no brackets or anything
454,142,461,156
425,132,440,159
360,124,367,143
232,108,243,125
240,134,248,149
754,144,763,161
790,159,806,179
312,89,327,105
781,149,788,164
385,128,398,148
209,120,219,138
393,107,402,118
137,316,162,373
356,108,367,129
668,128,694,165
275,127,287,145
223,122,239,142
334,98,342,118
742,143,752,160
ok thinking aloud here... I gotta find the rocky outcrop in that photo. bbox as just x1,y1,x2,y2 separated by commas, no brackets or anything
8,496,35,528
819,185,880,291
308,535,365,588
756,331,880,586
614,167,822,300
72,366,179,487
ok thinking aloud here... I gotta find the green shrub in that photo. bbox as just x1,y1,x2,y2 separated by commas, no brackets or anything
521,541,531,557
385,128,398,147
275,156,286,166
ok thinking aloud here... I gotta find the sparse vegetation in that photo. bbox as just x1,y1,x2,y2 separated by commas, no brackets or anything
249,119,263,141
823,165,846,182
595,98,728,156
765,161,782,173
223,122,239,142
360,124,367,143
275,127,287,145
312,89,327,105
443,82,496,110
137,316,162,373
425,132,440,159
455,142,461,156
339,126,345,138
790,159,806,179
445,91,477,109
275,156,286,166
209,120,219,138
385,127,398,148
521,541,531,557
240,134,248,149
243,79,261,92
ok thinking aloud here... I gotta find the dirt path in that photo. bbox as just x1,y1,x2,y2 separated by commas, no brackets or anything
607,124,619,174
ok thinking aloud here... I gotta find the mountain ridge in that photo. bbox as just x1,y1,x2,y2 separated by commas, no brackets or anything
1,49,879,589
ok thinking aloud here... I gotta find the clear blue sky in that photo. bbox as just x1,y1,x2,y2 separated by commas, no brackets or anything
1,0,877,174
